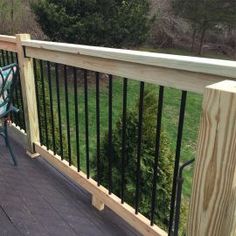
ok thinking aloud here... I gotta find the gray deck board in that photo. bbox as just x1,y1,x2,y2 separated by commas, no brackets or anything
0,138,139,236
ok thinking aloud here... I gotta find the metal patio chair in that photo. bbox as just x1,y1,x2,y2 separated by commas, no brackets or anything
0,63,19,166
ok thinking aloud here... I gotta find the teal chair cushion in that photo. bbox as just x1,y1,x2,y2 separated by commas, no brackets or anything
0,64,17,116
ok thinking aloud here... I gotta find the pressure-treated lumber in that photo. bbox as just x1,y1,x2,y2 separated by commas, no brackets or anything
0,41,17,52
187,80,236,236
8,123,27,148
0,35,17,52
0,35,16,43
92,195,105,211
16,34,40,154
34,142,167,236
22,39,236,79
24,47,226,94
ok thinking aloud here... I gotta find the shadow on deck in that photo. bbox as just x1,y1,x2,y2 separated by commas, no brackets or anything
0,138,139,236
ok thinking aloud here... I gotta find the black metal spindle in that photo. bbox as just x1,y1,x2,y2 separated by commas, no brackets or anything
13,70,20,124
84,69,90,178
55,64,64,159
10,52,14,63
73,67,80,171
39,60,49,148
108,74,113,194
150,86,164,225
96,72,101,185
5,50,10,121
8,51,15,124
16,54,26,131
5,51,12,122
33,59,43,142
10,52,17,122
135,81,145,214
47,61,56,154
0,51,2,66
173,159,194,236
121,77,128,203
5,51,10,64
64,65,72,165
168,90,187,235
1,50,6,65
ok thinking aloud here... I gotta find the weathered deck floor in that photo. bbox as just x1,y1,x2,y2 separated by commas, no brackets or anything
0,138,139,236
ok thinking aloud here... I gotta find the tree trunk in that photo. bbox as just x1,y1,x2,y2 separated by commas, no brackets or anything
11,0,14,34
191,28,197,52
198,27,207,55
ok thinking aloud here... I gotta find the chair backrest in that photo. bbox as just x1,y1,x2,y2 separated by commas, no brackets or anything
0,64,18,115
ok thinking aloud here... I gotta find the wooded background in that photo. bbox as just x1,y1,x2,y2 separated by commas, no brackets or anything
0,0,235,58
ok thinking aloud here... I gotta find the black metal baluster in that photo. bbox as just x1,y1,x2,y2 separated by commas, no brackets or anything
84,70,90,178
73,67,80,171
135,81,145,214
55,64,64,159
108,74,113,194
5,51,14,121
0,51,2,66
96,72,101,185
64,65,72,165
150,86,164,225
39,60,49,148
168,91,187,235
121,77,128,203
16,54,26,131
10,52,15,63
173,159,194,236
47,61,56,154
33,59,43,143
5,51,10,64
1,50,6,65
10,52,18,123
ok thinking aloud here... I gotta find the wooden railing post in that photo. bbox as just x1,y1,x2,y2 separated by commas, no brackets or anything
16,34,39,156
187,80,236,236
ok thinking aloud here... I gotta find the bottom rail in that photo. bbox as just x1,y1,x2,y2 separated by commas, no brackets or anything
34,142,167,236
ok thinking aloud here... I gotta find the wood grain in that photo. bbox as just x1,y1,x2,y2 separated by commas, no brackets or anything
22,39,236,79
16,34,40,153
0,35,16,43
0,41,17,52
34,142,167,236
0,35,17,52
187,80,236,236
92,195,105,211
24,47,227,94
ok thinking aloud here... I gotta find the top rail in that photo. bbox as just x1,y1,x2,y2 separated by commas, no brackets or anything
21,39,236,94
0,34,235,93
0,35,16,43
22,39,236,79
0,35,17,52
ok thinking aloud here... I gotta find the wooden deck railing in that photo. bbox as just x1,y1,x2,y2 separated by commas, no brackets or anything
0,33,236,236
